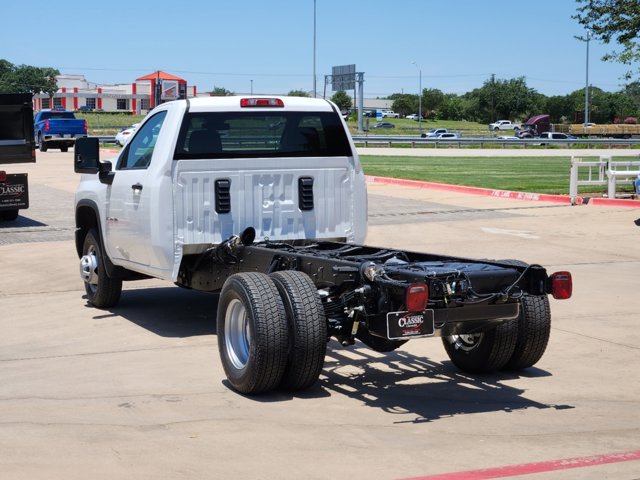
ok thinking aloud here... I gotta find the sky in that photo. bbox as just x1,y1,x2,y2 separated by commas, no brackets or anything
1,0,632,97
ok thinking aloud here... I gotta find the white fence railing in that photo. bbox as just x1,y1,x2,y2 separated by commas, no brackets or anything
569,156,640,204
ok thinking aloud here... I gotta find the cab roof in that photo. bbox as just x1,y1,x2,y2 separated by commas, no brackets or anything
185,95,335,113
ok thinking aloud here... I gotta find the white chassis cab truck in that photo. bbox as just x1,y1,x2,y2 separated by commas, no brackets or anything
74,96,572,394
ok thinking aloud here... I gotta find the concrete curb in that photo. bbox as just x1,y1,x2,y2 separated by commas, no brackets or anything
366,175,583,205
587,197,640,207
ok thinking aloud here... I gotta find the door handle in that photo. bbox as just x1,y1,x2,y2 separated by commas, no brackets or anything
131,183,143,192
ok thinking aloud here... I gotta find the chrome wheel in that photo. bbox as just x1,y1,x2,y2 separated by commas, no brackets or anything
224,298,251,370
80,245,99,294
448,333,484,352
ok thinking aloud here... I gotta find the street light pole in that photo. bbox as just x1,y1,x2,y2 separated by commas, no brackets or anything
584,30,590,126
412,61,422,132
313,0,317,97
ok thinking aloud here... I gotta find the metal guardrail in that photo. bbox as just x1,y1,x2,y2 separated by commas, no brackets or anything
351,135,640,149
93,135,640,149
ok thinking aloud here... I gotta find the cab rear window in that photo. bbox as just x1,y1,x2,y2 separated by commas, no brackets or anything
174,111,352,159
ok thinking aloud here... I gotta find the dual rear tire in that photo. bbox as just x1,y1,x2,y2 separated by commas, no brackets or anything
217,271,327,395
442,295,551,373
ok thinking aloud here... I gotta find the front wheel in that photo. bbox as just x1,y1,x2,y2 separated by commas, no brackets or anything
217,273,289,394
80,229,122,308
61,146,69,153
442,319,518,373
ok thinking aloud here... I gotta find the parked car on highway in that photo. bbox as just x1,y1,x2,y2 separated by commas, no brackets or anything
115,123,139,146
371,122,395,129
421,128,448,138
406,114,420,120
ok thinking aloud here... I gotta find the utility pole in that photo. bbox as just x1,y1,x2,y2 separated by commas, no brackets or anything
412,61,422,132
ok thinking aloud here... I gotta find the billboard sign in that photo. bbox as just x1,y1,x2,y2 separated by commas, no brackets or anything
332,64,356,91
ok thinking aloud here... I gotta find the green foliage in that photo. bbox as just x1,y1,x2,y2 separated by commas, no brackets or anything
288,89,310,97
574,0,640,80
391,94,418,116
463,76,539,123
330,90,352,111
421,88,446,117
210,86,234,96
0,59,59,96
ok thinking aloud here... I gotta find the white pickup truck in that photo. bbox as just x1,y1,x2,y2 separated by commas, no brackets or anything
381,110,399,118
489,120,521,131
73,95,571,394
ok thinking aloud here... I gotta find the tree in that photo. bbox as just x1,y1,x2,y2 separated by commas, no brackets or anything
421,88,446,118
287,89,310,97
574,0,640,80
210,87,233,96
463,76,539,123
330,90,352,112
0,59,59,96
391,94,418,117
439,94,466,121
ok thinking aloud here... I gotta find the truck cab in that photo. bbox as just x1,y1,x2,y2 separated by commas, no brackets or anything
75,96,368,281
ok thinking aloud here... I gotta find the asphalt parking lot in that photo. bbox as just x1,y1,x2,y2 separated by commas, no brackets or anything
1,150,639,480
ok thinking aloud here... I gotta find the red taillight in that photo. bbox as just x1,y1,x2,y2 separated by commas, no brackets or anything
83,120,88,132
406,283,429,312
45,119,50,132
0,171,6,182
240,97,284,108
550,271,572,299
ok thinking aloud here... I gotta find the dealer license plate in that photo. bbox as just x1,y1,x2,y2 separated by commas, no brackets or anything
386,310,435,340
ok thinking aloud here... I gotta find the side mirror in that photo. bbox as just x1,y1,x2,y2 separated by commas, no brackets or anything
74,137,100,173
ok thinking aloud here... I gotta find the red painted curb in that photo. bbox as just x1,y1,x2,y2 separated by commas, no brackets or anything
366,176,582,205
587,197,640,207
400,449,640,480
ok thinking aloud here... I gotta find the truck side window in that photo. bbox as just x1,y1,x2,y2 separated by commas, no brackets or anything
119,111,167,170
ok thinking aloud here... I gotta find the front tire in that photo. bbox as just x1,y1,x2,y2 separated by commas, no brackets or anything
217,273,289,394
80,229,122,308
442,320,518,373
270,271,327,391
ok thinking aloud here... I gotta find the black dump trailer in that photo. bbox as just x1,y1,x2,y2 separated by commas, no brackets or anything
0,93,35,221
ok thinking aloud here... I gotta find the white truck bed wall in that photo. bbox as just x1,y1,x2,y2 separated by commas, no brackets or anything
173,157,360,251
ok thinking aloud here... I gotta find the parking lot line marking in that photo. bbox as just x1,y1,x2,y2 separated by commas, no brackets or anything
400,449,640,480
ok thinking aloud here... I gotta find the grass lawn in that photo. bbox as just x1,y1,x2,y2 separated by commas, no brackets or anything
360,155,636,195
78,112,146,135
